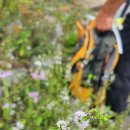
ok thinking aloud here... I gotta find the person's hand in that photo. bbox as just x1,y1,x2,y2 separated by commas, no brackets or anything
95,10,114,32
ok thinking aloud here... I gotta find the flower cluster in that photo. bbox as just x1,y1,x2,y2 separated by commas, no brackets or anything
74,111,89,130
56,120,70,130
56,111,89,130
12,121,24,130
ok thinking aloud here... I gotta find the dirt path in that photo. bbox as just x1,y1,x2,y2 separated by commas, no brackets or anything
74,0,105,8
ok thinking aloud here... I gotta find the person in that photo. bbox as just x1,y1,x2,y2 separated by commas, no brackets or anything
95,0,130,113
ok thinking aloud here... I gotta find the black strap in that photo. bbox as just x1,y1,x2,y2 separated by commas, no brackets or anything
121,0,130,17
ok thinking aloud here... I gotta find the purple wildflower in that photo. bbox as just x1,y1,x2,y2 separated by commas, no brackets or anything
31,71,45,80
3,102,16,109
0,71,13,79
3,103,10,108
29,92,39,103
31,72,38,80
39,71,45,80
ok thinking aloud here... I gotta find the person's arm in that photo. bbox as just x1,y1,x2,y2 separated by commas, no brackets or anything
96,0,125,31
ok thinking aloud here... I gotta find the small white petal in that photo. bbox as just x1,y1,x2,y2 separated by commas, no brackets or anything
16,121,24,129
74,111,88,127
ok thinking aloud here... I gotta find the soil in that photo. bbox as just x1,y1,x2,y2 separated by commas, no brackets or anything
74,0,105,8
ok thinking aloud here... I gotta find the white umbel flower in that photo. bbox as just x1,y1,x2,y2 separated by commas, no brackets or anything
56,120,70,130
16,121,24,129
74,111,89,130
34,60,42,67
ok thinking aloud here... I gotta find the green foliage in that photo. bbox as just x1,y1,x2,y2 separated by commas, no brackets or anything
64,31,77,49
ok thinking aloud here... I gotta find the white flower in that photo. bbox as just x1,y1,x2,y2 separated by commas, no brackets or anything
16,121,24,129
60,88,70,102
55,55,62,65
10,110,15,116
47,101,56,110
56,120,70,130
34,60,42,67
12,127,19,130
79,120,89,130
74,111,87,125
62,95,69,101
74,111,89,129
27,46,31,50
11,103,16,108
65,64,71,80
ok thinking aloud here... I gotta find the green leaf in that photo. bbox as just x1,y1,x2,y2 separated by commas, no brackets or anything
48,127,58,130
82,116,89,121
36,117,43,126
19,47,26,56
104,115,114,119
64,31,77,48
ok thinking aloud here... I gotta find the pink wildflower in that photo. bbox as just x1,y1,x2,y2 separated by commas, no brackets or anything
29,92,39,103
31,72,38,80
31,71,45,80
0,71,13,79
39,71,45,80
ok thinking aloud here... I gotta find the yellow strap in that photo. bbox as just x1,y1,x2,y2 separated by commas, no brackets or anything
72,20,96,65
71,31,89,65
76,21,85,41
84,20,95,59
111,44,119,71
